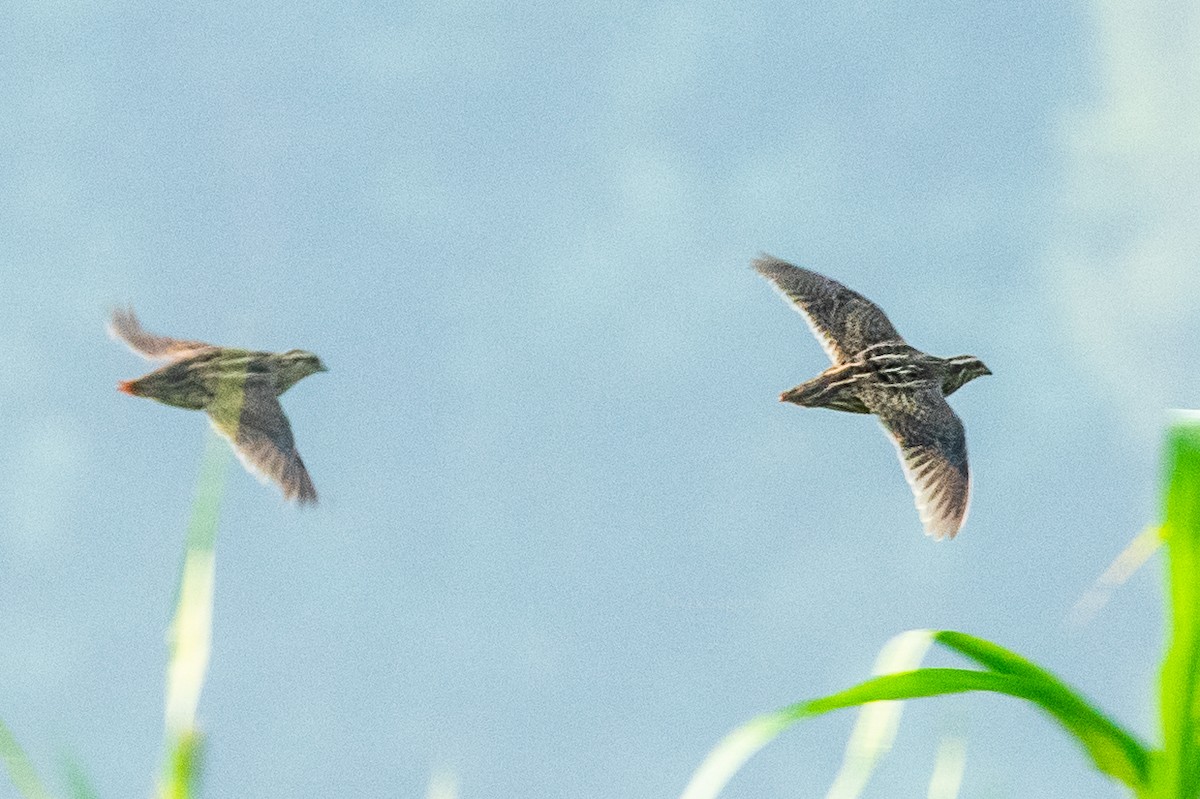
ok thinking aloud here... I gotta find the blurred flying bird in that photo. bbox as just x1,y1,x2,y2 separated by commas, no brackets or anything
753,256,990,539
109,308,326,504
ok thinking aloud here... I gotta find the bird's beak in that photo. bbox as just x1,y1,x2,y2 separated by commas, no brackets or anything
318,361,329,373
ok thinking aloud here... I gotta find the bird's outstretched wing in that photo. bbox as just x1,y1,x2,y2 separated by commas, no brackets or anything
206,377,318,505
108,308,215,361
865,385,970,539
753,255,903,363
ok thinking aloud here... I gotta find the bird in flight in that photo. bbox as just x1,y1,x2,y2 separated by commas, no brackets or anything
753,256,990,539
109,308,327,505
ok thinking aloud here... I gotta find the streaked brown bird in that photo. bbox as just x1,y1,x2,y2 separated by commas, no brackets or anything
753,256,990,539
109,308,327,505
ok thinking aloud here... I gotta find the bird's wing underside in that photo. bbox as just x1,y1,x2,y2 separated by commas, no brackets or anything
864,384,971,540
108,308,215,361
752,255,903,363
206,376,318,505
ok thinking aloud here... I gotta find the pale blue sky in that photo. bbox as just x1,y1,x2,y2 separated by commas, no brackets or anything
2,2,1197,797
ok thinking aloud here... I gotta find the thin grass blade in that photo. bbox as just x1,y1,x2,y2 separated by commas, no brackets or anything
681,669,1029,799
934,631,1148,788
681,635,1152,798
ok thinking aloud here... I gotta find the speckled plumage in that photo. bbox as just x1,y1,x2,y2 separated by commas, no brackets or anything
109,308,326,505
753,256,990,539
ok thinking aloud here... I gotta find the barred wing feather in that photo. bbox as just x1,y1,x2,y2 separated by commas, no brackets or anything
108,308,215,361
206,377,318,505
867,386,970,539
752,255,903,363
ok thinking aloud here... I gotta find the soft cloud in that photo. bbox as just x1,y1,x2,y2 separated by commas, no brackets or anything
1046,0,1200,433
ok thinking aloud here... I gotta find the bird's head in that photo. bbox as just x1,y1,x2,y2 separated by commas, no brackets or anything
276,349,328,391
941,355,991,397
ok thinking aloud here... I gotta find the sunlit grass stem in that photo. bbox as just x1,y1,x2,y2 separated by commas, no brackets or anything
159,429,230,799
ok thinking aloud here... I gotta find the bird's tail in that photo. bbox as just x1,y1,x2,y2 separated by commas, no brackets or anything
780,373,870,414
780,376,836,407
780,384,814,404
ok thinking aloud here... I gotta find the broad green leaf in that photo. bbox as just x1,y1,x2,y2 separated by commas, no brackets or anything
1158,412,1200,798
683,669,1024,799
681,634,1152,798
933,631,1150,787
681,631,934,799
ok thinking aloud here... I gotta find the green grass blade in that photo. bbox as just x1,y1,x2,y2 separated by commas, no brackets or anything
158,430,229,799
682,651,1152,798
0,717,55,799
682,631,936,799
931,631,1150,786
800,668,1052,712
934,630,1074,677
1158,412,1200,797
681,669,1032,799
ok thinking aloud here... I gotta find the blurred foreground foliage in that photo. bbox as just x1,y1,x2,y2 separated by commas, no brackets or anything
1,432,226,799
